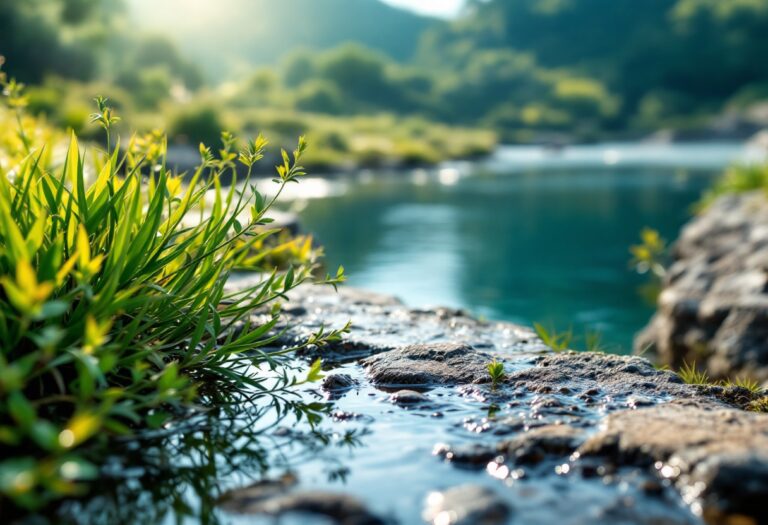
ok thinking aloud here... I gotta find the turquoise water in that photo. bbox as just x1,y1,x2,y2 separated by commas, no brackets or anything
298,142,762,352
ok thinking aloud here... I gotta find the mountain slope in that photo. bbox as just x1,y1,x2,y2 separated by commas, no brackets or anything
128,0,437,79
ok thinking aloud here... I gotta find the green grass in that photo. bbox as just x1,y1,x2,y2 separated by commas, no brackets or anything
533,323,573,352
0,68,347,509
698,163,768,209
724,377,763,393
678,362,766,396
677,362,710,385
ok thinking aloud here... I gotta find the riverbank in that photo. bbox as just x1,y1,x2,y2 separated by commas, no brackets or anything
50,283,767,524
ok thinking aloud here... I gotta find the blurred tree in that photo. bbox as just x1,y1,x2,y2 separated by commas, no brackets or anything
419,0,768,134
0,0,107,82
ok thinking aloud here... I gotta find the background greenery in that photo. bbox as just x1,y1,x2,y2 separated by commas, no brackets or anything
5,0,768,170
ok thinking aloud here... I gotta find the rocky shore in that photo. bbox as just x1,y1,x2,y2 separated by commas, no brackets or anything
214,284,768,525
636,191,768,384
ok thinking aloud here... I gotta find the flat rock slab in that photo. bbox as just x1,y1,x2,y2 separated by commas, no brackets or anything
362,342,495,387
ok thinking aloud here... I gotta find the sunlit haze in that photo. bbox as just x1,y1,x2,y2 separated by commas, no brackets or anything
381,0,464,18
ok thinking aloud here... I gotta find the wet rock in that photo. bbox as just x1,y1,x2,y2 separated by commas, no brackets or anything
433,443,498,468
436,425,586,470
362,343,495,387
578,401,768,524
254,285,543,363
499,424,586,465
331,410,367,422
322,374,359,392
636,191,768,382
422,485,511,525
506,352,696,401
217,473,297,509
220,488,385,525
389,389,431,405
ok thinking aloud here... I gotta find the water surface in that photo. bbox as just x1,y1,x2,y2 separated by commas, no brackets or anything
298,142,763,351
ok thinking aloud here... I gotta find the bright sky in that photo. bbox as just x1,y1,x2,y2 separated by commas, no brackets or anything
381,0,464,18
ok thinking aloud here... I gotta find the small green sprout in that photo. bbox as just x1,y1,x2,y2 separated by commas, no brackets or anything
487,360,505,388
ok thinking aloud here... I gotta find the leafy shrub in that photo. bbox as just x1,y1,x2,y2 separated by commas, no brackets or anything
294,80,345,115
0,70,346,509
169,104,226,146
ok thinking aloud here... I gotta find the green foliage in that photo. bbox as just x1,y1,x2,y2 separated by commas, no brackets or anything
169,104,227,147
699,164,768,208
678,362,765,398
0,0,108,83
533,323,573,352
583,330,604,353
487,360,505,388
7,0,768,146
294,80,345,115
419,0,768,137
533,323,610,353
128,0,433,79
0,77,347,508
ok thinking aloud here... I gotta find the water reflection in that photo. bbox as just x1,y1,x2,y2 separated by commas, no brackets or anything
18,393,365,525
297,150,746,350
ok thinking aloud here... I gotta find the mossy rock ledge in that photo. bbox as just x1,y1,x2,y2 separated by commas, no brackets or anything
215,284,768,525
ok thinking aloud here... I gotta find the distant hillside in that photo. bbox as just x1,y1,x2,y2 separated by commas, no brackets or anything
127,0,437,79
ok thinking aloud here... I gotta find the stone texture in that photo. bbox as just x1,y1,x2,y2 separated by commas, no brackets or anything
322,373,359,392
362,343,496,387
578,401,768,524
260,285,544,363
389,389,431,405
435,425,586,468
422,485,511,525
636,191,768,382
498,424,586,464
505,351,697,400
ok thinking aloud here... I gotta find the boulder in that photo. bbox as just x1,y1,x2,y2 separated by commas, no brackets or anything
636,191,768,382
